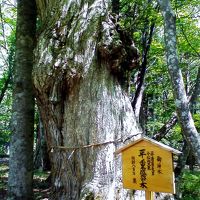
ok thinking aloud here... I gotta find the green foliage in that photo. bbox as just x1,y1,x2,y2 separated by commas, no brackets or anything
180,170,200,200
119,2,200,169
0,91,12,154
164,123,183,149
0,2,16,155
120,0,161,50
193,114,200,132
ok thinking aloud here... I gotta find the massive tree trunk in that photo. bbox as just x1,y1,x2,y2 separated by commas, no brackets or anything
8,0,36,199
34,0,140,199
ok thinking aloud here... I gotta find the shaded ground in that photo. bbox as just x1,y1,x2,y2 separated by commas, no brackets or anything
1,158,199,199
0,158,51,200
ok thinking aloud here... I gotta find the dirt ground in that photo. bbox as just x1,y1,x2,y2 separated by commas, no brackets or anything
0,158,51,200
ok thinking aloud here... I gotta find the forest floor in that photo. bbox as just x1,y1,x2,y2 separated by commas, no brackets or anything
1,158,200,199
0,158,51,200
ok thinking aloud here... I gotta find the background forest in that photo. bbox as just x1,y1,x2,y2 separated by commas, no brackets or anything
0,0,200,199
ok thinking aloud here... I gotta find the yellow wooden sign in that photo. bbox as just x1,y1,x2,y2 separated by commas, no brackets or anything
115,137,181,194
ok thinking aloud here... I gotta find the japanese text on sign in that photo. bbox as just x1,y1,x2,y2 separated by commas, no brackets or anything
129,148,165,190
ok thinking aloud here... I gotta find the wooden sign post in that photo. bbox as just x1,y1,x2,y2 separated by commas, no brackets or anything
145,191,153,200
115,136,181,199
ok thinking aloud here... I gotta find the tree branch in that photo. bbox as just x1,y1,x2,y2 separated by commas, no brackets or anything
131,21,155,111
153,113,178,141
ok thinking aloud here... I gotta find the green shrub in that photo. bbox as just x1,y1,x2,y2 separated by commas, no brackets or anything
180,170,200,200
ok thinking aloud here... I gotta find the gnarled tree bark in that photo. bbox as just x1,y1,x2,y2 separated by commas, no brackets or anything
34,0,140,199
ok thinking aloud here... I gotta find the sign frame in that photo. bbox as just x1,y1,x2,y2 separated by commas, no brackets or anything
115,136,181,196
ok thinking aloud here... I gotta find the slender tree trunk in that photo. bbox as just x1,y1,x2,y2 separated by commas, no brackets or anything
8,0,36,199
190,66,200,113
139,92,148,133
157,0,200,166
132,21,155,114
34,0,140,199
112,0,119,14
174,140,190,200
